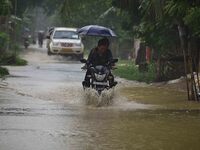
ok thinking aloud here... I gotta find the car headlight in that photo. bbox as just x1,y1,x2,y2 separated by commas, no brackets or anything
53,42,60,46
95,73,106,81
74,43,81,47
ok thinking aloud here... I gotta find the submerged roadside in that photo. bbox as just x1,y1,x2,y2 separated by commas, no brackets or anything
114,60,200,110
118,77,200,110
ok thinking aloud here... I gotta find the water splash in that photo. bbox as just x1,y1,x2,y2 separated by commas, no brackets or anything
82,88,115,107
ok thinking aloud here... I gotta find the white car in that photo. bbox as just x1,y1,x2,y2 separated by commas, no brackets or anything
48,27,84,59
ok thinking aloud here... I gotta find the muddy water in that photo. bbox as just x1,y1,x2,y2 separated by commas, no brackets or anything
1,45,200,150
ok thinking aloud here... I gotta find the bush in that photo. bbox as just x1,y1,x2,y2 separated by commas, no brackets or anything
0,66,9,77
113,60,156,83
0,32,9,52
0,52,27,66
14,56,27,66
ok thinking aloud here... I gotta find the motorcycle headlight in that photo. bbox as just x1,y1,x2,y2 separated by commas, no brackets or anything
95,73,106,81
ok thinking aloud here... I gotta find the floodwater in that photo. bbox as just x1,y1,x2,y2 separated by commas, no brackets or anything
1,44,200,150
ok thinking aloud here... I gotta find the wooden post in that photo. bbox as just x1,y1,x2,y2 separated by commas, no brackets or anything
178,24,190,100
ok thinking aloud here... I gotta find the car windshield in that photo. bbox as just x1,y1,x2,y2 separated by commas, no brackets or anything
53,30,79,39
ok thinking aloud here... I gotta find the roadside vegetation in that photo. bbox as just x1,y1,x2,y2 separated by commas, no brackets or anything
0,67,9,77
0,52,27,66
0,32,27,77
0,0,28,77
0,51,27,77
112,0,200,101
113,60,156,83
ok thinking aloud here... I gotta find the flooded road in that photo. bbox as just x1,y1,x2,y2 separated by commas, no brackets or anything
1,44,200,150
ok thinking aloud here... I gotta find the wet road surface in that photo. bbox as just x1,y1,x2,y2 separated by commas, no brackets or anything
1,44,200,150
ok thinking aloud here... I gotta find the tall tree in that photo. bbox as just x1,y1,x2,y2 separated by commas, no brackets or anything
10,0,44,17
59,0,113,27
112,0,200,100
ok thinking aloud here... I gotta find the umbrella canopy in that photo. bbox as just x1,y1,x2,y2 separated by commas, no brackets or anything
77,25,117,37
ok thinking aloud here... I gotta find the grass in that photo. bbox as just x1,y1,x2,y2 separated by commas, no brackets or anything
113,60,156,83
0,66,9,77
13,56,27,66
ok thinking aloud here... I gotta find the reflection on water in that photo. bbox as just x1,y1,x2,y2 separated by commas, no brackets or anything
72,109,200,150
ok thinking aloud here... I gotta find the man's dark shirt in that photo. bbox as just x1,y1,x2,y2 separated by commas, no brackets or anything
87,47,113,66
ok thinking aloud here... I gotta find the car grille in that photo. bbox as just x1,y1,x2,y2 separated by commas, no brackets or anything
61,43,73,47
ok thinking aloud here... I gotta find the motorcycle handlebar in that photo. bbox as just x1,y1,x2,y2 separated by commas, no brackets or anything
80,58,118,70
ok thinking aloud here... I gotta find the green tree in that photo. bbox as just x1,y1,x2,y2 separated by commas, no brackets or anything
112,0,200,100
0,0,12,16
10,0,44,17
59,0,112,27
164,0,200,100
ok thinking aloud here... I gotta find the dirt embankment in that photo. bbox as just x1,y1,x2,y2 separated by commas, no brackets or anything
151,77,187,92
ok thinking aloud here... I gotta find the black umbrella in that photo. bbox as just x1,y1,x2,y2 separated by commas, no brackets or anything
77,25,117,37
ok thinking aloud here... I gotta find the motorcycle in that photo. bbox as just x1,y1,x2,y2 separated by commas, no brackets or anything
80,58,118,94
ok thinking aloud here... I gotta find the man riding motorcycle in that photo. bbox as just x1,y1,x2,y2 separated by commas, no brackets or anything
82,38,117,88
